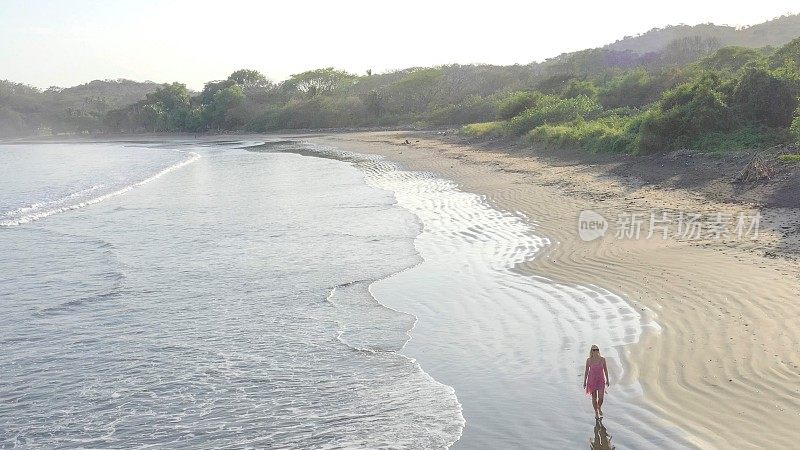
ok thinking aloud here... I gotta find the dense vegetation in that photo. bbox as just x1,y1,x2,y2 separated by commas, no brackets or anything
2,15,800,154
466,38,800,153
0,79,161,137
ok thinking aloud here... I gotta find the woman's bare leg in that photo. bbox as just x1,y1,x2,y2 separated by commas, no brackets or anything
591,391,599,417
597,390,604,416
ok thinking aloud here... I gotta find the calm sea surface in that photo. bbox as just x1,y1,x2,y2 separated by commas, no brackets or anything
0,140,462,448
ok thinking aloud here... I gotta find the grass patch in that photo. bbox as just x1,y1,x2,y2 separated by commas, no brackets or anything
778,153,800,162
507,95,602,135
462,121,507,137
690,126,787,153
525,116,638,153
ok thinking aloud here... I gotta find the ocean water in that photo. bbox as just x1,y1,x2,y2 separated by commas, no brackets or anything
0,142,199,227
0,140,462,448
0,138,692,449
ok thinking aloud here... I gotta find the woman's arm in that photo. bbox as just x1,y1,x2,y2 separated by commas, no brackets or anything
583,359,589,387
603,358,610,386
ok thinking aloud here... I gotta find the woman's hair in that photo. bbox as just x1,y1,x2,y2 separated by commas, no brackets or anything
589,345,599,358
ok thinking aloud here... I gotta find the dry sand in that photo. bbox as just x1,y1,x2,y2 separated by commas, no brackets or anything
307,131,800,449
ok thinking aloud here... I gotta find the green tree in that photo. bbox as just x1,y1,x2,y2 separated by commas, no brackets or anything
638,74,731,151
389,68,444,113
658,36,722,67
227,69,274,102
207,84,245,129
561,80,598,99
0,106,27,136
228,69,270,88
790,107,800,143
200,80,235,105
364,89,385,118
137,82,192,132
497,91,541,120
508,95,602,135
140,103,167,132
769,36,800,70
730,66,798,127
285,68,357,96
699,46,765,73
599,68,662,109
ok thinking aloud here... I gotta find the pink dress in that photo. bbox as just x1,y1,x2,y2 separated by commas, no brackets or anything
585,358,606,394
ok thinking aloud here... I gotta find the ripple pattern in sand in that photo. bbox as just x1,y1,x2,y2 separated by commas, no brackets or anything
299,142,693,449
338,135,800,449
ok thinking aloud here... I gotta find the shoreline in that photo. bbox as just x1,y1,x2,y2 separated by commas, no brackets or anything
307,131,800,448
6,134,799,446
299,139,692,448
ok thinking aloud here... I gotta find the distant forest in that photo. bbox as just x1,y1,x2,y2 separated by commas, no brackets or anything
2,14,800,153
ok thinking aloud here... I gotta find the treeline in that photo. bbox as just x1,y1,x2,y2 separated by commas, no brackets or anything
465,38,800,153
99,65,538,134
7,18,797,139
97,32,760,136
2,19,800,153
0,79,161,137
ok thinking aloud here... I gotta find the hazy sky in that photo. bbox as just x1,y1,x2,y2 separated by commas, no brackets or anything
2,0,798,90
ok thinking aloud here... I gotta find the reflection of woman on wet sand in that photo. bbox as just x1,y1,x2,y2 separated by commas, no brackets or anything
590,420,615,450
583,345,610,419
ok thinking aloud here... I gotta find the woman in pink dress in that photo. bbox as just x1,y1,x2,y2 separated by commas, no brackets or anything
583,345,610,419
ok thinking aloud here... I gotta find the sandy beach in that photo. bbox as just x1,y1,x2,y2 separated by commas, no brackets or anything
306,131,800,448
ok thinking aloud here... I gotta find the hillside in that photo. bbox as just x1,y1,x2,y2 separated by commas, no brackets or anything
54,79,164,111
0,79,161,136
605,13,800,54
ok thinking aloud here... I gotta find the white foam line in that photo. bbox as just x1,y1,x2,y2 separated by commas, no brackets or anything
324,280,418,354
324,276,466,449
2,185,103,218
1,151,200,227
285,142,471,447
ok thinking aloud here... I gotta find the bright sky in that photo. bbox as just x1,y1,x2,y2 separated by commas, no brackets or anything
1,0,798,90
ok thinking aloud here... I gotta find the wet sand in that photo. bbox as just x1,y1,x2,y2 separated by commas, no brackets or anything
307,131,800,449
